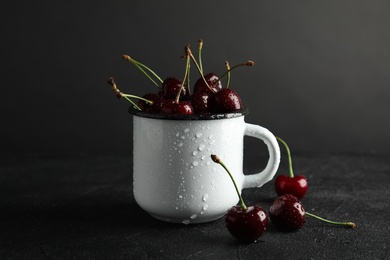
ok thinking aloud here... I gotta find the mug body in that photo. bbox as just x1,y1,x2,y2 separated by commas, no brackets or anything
132,113,246,224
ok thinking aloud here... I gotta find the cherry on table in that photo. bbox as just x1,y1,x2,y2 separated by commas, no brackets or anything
274,137,308,199
211,154,268,243
269,194,356,231
269,194,306,231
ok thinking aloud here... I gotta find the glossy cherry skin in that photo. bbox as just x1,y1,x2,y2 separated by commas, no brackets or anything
275,175,308,200
269,194,306,231
213,88,243,113
161,100,194,115
190,91,213,114
162,77,188,100
193,73,223,95
225,205,268,243
138,93,165,113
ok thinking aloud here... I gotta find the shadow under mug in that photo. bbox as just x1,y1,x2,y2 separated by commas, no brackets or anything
130,108,280,224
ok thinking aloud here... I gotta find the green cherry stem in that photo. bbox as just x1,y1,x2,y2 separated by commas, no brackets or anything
306,212,356,228
122,55,163,89
211,154,247,211
198,39,204,74
276,136,294,178
122,94,153,104
224,61,231,89
218,60,255,82
186,45,216,94
175,48,191,103
107,77,150,111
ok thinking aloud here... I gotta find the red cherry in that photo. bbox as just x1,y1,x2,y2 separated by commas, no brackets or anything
161,100,194,115
269,194,306,231
137,93,165,113
275,175,308,200
269,194,356,231
211,154,267,243
193,73,222,94
213,88,243,113
162,77,188,100
275,137,308,199
190,91,213,114
226,205,268,243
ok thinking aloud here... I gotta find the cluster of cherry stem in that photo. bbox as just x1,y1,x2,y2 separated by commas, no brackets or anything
107,39,255,109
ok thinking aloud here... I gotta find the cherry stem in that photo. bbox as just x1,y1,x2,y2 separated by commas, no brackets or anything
198,39,203,74
224,61,231,89
107,77,150,111
175,49,191,103
187,45,216,94
218,60,255,82
122,94,153,104
276,136,294,178
306,212,356,228
211,154,247,211
122,55,163,89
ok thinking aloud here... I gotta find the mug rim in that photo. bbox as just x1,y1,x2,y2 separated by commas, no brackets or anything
129,106,249,120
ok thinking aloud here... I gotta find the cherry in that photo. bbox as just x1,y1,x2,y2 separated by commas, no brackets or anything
160,45,195,115
138,93,165,113
193,73,223,95
269,194,356,231
122,55,163,90
269,194,306,231
211,154,268,243
213,88,243,113
190,91,212,114
107,77,153,111
161,100,194,115
274,137,308,199
162,77,189,100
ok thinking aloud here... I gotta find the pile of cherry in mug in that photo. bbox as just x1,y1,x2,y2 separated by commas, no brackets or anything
108,40,251,116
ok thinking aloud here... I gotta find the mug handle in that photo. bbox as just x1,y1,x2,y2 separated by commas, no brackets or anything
242,123,281,189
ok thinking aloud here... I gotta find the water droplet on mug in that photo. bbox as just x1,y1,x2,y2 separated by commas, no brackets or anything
182,220,191,225
192,161,199,167
177,142,184,147
190,214,197,219
183,128,190,133
179,195,183,199
181,135,186,140
176,132,180,137
201,155,206,160
192,151,198,156
208,135,213,140
198,144,205,151
196,133,203,138
202,194,209,202
202,204,209,211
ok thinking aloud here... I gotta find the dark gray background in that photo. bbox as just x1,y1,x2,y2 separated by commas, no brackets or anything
2,1,390,156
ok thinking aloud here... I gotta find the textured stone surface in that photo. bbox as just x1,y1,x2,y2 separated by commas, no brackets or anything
1,153,389,259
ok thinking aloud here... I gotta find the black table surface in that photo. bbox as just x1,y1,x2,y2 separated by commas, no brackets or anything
1,152,389,259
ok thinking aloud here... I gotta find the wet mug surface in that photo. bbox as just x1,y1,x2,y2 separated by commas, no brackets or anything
130,108,280,224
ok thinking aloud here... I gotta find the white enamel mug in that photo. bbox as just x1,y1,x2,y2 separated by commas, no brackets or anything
130,109,280,224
